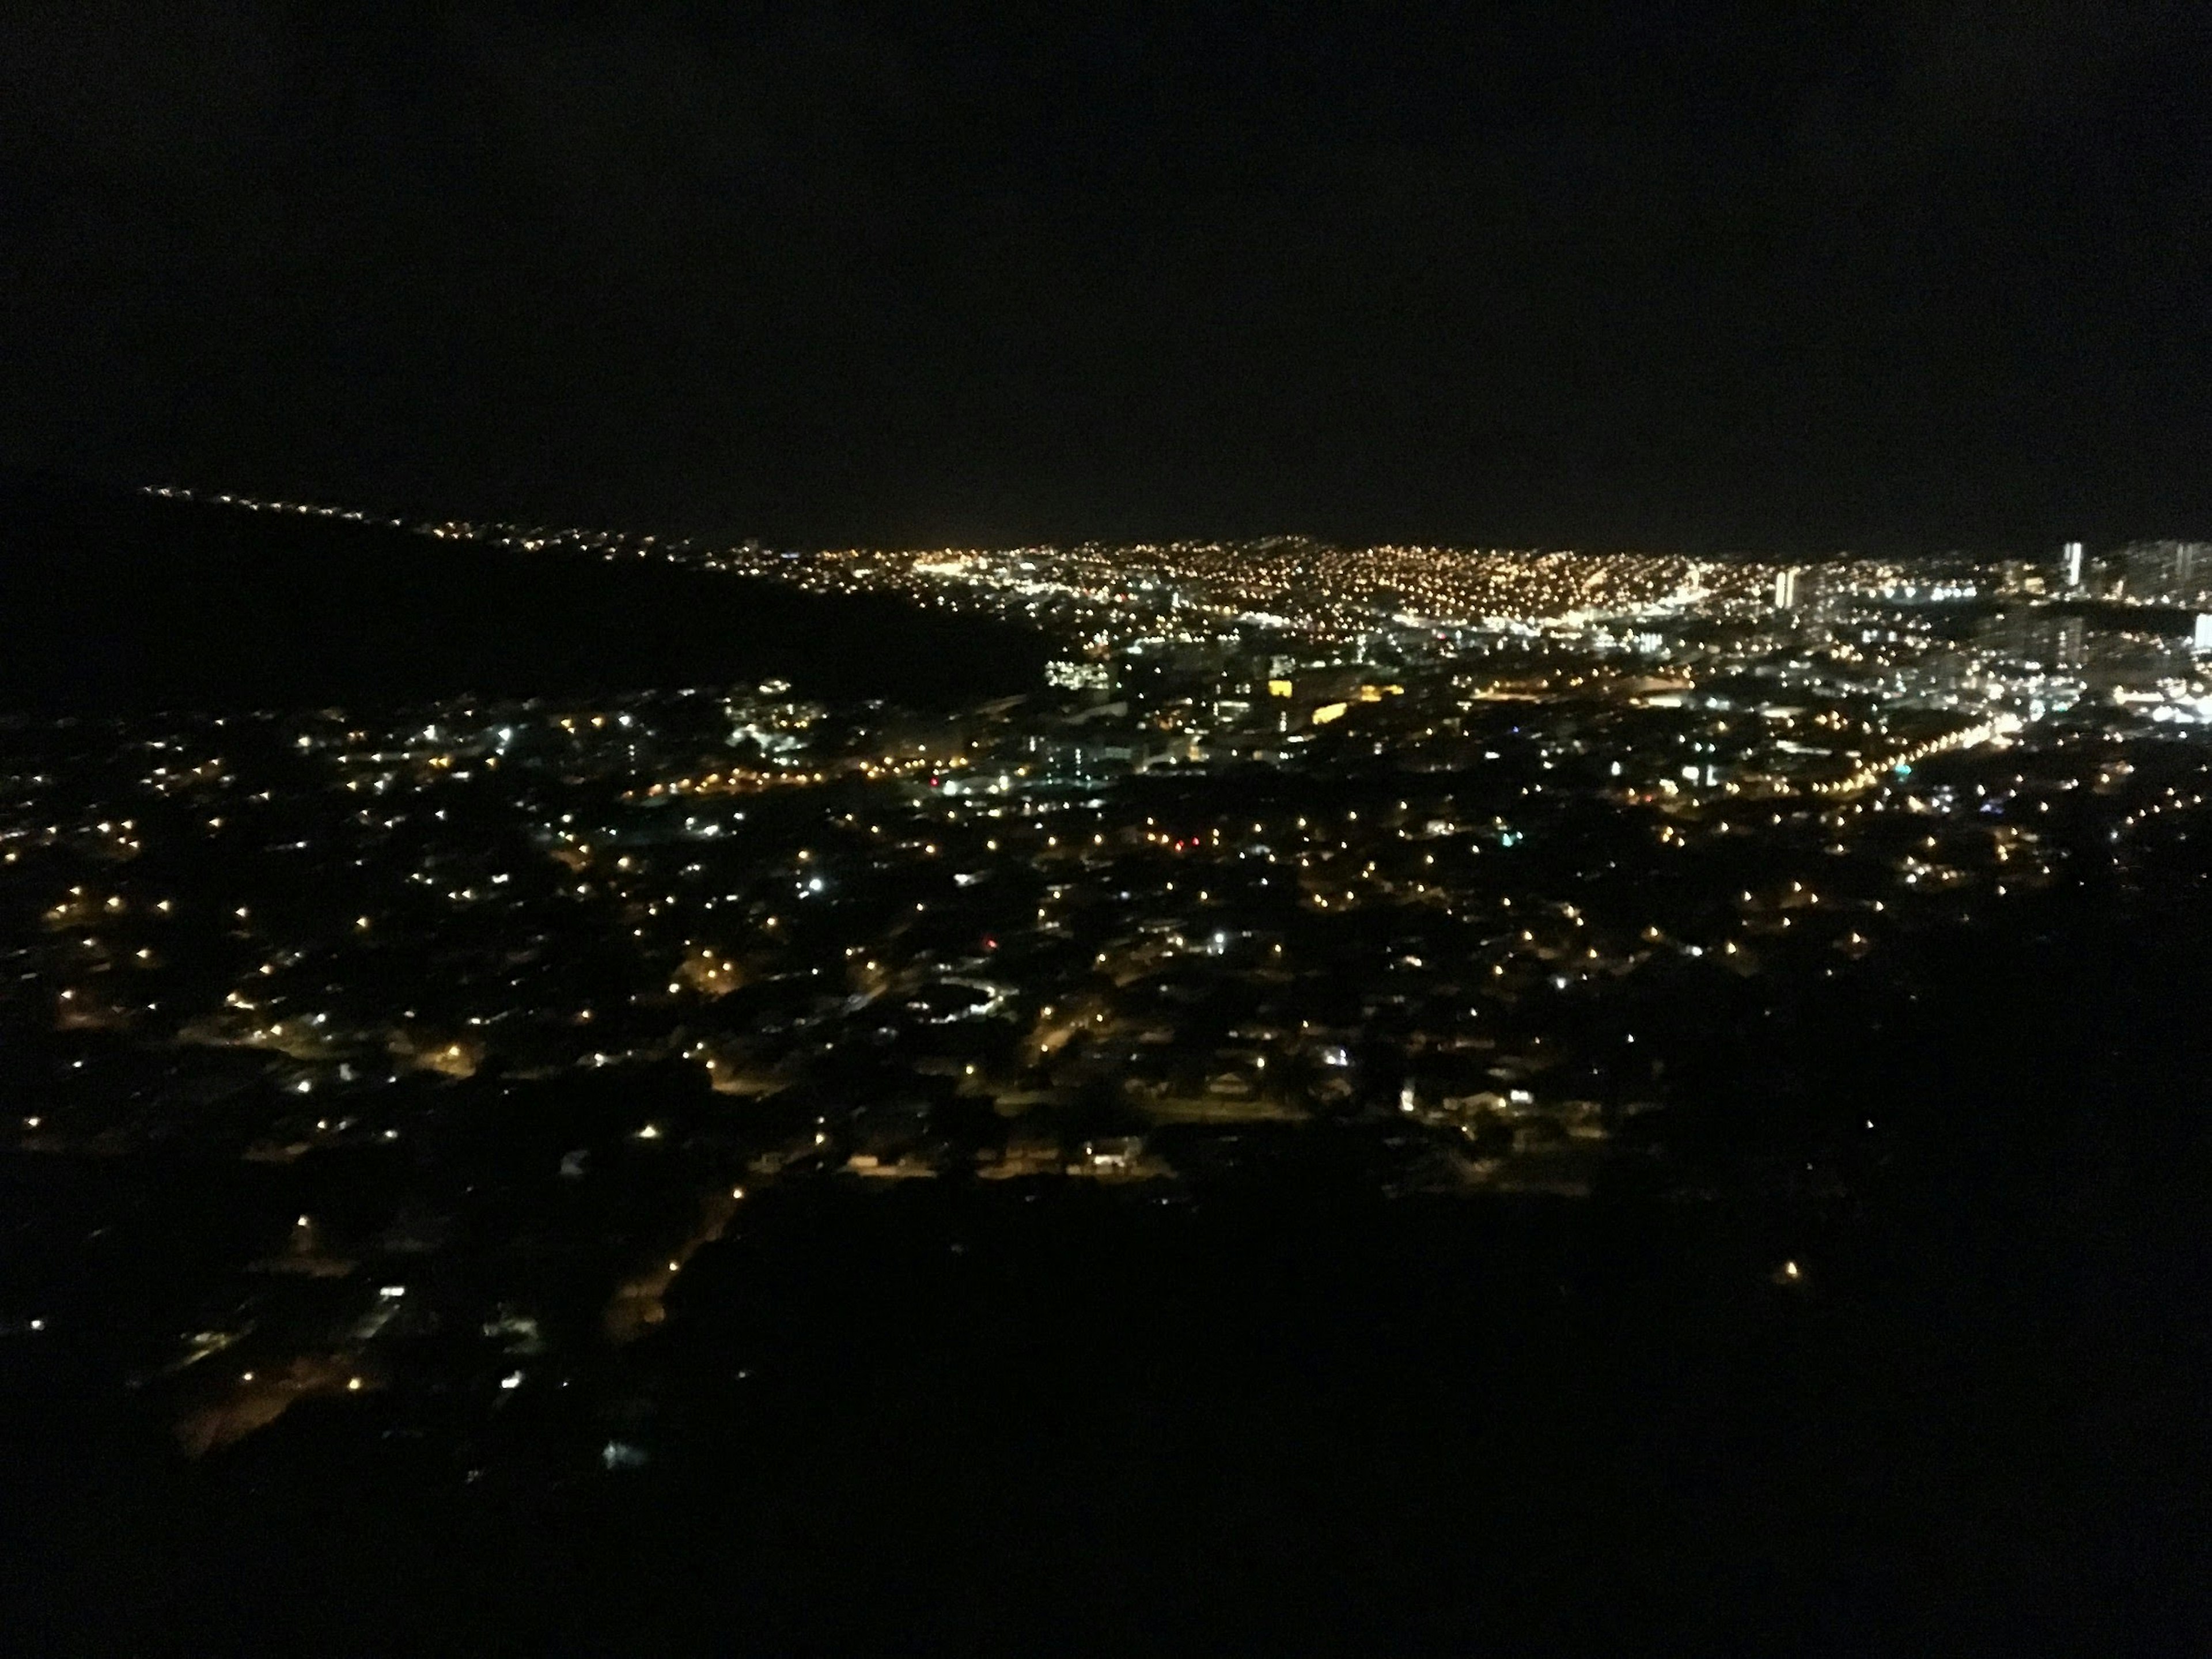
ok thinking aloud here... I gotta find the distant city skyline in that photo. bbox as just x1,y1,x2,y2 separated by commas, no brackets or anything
129,482,2212,572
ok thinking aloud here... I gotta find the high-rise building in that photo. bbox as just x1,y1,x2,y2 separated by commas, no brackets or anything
1977,611,2089,674
2062,541,2085,591
2116,541,2212,607
2193,613,2212,654
2054,616,2086,672
1773,568,1800,609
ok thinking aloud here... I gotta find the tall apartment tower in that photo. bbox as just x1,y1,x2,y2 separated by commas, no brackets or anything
2118,540,2212,606
1773,567,1800,609
2062,541,2085,591
2054,615,2087,672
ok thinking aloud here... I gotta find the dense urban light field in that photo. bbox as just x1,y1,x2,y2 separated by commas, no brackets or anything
5,491,2211,1650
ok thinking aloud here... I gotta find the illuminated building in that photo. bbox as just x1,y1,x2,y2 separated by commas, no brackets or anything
2117,540,2212,607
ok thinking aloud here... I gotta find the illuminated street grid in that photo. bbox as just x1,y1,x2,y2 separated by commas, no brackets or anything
6,495,2208,1457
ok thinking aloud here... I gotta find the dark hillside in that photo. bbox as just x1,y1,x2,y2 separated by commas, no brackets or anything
0,476,1045,714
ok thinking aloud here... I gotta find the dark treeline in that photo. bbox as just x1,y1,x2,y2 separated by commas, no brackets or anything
0,475,1046,715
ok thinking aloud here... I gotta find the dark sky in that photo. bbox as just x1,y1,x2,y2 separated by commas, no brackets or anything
5,2,2208,553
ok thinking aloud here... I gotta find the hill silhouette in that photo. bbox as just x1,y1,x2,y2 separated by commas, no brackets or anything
0,475,1047,715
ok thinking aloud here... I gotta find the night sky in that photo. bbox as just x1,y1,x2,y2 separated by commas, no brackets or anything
6,2,2208,552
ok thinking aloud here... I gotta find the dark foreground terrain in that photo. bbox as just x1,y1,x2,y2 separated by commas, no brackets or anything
8,978,2210,1657
0,475,1046,713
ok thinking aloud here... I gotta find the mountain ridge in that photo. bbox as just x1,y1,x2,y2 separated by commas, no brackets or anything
0,474,1047,715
